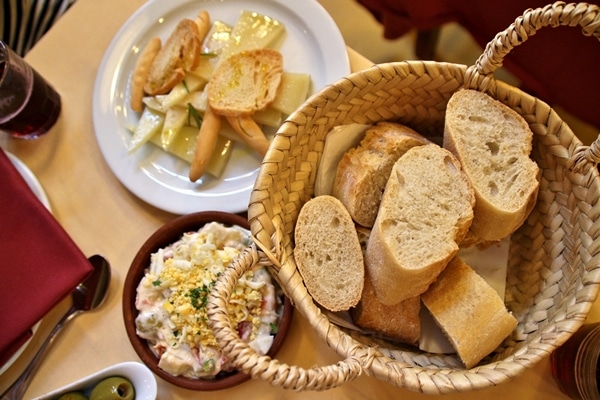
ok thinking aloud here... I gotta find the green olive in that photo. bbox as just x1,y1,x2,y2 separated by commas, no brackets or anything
57,392,87,400
89,376,134,400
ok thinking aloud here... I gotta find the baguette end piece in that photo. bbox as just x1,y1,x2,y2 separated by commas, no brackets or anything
421,257,518,369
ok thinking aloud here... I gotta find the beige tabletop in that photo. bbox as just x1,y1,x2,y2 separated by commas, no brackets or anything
1,0,598,398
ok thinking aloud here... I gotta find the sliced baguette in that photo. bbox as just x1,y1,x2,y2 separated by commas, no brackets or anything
333,122,430,228
421,257,517,368
208,48,283,117
443,89,540,242
294,195,364,312
365,143,475,305
350,226,421,345
144,19,202,96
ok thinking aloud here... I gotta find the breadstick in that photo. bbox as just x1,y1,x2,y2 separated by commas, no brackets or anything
130,37,161,112
189,106,221,182
195,11,211,42
226,116,270,157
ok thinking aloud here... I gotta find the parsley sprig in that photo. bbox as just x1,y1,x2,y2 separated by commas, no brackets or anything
186,282,215,310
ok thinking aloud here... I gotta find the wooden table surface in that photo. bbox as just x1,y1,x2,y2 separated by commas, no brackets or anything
0,0,595,398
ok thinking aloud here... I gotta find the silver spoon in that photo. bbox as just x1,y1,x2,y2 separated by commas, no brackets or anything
1,255,111,400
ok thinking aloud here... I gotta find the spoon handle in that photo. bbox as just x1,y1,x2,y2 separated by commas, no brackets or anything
0,305,79,400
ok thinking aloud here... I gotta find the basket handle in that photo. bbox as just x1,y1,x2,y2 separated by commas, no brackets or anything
207,246,374,391
464,1,600,172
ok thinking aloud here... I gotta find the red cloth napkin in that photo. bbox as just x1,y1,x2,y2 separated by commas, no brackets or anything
0,149,93,366
356,0,600,129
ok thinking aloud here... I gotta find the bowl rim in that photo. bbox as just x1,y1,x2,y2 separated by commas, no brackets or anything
122,211,293,391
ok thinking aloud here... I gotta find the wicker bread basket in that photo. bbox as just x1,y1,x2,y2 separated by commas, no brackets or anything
208,2,600,394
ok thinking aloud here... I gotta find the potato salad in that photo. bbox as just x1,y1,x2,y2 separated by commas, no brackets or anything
134,222,279,379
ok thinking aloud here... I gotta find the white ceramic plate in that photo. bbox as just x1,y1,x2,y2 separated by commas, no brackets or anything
0,152,49,376
33,361,157,400
93,0,350,215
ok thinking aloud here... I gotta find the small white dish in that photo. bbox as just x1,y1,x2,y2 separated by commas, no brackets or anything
32,361,157,400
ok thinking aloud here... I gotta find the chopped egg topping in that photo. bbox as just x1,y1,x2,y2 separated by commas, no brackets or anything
135,222,279,378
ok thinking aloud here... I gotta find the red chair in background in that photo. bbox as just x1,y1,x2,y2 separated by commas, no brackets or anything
356,0,600,131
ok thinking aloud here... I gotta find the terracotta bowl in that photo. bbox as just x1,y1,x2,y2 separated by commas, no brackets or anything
122,211,293,391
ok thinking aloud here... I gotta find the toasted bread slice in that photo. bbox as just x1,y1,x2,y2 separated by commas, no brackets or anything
365,144,475,305
333,122,430,228
421,257,517,368
443,89,540,242
144,19,202,96
208,48,283,117
294,195,364,312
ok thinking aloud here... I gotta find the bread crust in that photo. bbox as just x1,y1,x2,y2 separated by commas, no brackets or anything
293,195,364,312
350,275,421,345
351,226,421,345
365,144,475,305
333,122,430,228
421,257,517,368
443,89,540,242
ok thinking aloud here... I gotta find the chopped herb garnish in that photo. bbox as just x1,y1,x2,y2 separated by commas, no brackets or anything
270,322,278,334
200,52,218,58
182,79,190,93
187,287,203,309
186,282,215,310
187,103,203,127
202,359,216,372
152,279,162,287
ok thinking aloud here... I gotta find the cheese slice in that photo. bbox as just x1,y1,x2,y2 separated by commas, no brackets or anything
219,11,285,63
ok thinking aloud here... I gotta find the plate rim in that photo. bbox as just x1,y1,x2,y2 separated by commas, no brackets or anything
92,0,350,215
5,152,51,210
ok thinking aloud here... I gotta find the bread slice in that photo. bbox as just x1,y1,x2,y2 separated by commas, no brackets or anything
365,143,475,305
333,122,430,228
144,19,202,96
294,195,364,312
208,48,283,117
350,226,421,345
421,257,517,368
443,89,540,242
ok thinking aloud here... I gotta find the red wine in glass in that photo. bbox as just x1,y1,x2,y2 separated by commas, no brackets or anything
0,47,61,139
